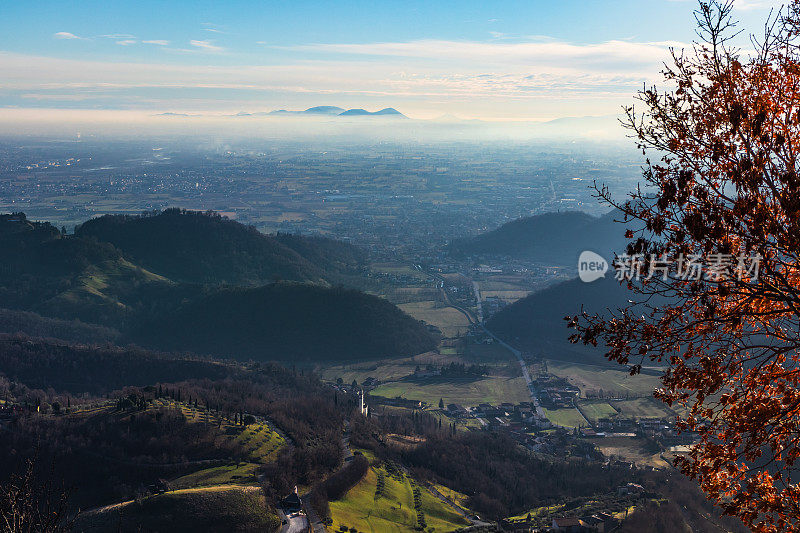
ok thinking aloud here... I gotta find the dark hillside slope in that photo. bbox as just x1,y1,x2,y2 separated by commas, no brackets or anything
0,308,120,344
486,275,629,363
0,334,233,394
0,213,173,326
450,210,627,267
134,282,438,362
76,209,365,286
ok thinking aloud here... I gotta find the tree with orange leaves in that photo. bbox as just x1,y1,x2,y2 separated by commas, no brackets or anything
568,1,800,531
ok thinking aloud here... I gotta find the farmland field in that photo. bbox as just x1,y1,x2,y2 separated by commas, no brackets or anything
543,407,589,428
370,262,431,281
591,437,669,468
547,360,662,398
317,351,466,384
577,400,618,424
480,290,530,302
330,464,469,533
398,300,472,337
612,397,674,419
370,376,530,408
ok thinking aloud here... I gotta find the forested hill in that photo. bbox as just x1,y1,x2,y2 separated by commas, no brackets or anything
133,282,438,362
76,208,366,286
0,212,435,363
485,275,629,364
449,210,627,266
0,212,170,326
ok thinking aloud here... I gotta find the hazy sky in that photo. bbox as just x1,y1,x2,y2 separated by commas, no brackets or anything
0,0,784,123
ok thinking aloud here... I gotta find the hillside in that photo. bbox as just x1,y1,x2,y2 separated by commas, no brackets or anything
0,212,434,364
485,275,629,363
0,334,235,394
77,486,279,533
330,462,470,533
133,282,439,362
76,208,366,286
0,213,176,326
0,308,120,344
450,210,627,267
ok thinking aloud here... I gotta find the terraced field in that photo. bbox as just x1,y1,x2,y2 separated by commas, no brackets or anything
151,399,286,488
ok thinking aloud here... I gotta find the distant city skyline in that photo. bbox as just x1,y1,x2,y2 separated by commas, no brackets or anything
0,0,785,123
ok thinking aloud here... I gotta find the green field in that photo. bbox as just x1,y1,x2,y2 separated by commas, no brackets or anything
330,465,469,533
370,376,530,408
613,397,674,419
577,400,619,424
317,352,466,384
547,360,662,398
398,300,472,337
543,407,589,428
77,485,278,532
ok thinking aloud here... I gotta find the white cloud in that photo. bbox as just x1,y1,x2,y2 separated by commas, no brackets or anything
53,32,86,40
734,0,783,9
116,40,137,46
201,23,225,34
286,38,682,74
100,33,136,39
189,40,224,52
667,0,783,10
143,40,170,46
0,36,675,119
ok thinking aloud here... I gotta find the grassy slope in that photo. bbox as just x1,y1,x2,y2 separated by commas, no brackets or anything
78,485,278,533
154,398,286,489
330,465,469,533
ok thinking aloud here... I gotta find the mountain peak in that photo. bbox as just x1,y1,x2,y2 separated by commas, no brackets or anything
338,107,407,118
303,105,345,115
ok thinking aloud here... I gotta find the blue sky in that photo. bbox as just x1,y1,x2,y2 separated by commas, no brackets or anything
0,0,784,122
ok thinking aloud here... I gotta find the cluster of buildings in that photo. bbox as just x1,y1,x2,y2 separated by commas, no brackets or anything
503,510,623,532
534,376,581,409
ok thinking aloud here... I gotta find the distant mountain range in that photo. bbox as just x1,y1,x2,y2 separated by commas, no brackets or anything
245,106,407,118
449,210,629,268
155,106,408,118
